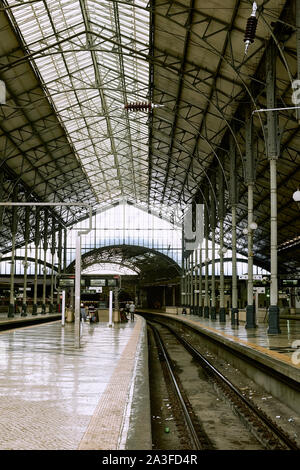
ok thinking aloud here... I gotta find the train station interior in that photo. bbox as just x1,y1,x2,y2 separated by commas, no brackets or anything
0,0,299,455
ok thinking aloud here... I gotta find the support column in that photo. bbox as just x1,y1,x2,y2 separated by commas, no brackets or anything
229,135,239,325
181,224,185,307
0,173,5,232
199,244,203,316
218,166,226,322
21,207,30,316
194,247,198,314
172,285,176,306
204,186,210,318
296,0,300,122
50,218,56,313
63,228,67,273
8,189,18,317
57,226,62,312
42,210,48,314
244,107,257,329
115,286,119,313
162,285,166,308
266,39,281,334
210,172,216,320
246,182,256,328
187,253,191,310
33,208,40,315
74,232,81,348
190,251,194,314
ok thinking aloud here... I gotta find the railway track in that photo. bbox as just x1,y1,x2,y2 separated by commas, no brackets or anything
0,314,61,331
148,318,300,451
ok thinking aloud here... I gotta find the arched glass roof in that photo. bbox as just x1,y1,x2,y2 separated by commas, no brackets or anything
0,0,299,274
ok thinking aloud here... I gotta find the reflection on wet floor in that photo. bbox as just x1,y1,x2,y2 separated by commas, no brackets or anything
179,314,300,361
0,320,136,450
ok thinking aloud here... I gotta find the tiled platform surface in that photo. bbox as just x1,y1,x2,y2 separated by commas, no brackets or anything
0,315,151,450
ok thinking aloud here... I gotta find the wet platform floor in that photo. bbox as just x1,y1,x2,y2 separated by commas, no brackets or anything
137,309,300,371
0,317,142,450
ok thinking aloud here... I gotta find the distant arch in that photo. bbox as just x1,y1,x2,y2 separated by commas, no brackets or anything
67,244,181,282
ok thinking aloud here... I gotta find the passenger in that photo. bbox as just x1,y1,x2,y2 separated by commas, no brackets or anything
120,307,128,323
125,301,130,316
88,304,96,323
129,302,135,322
80,303,86,321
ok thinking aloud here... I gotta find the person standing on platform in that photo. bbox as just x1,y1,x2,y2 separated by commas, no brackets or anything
88,303,96,323
80,303,86,322
129,302,135,322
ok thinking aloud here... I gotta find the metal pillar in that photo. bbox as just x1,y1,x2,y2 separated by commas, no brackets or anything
199,244,203,316
244,108,257,329
183,254,187,308
266,40,281,334
218,166,226,322
114,286,119,313
245,182,256,328
108,290,113,327
190,251,194,314
296,0,300,122
63,228,67,273
74,232,81,347
21,207,30,316
42,210,48,315
204,188,210,318
50,218,56,313
74,216,92,348
61,289,66,326
229,135,239,325
194,246,198,314
210,173,216,320
172,285,176,306
57,226,62,312
187,253,191,310
8,193,18,317
181,224,185,307
162,285,166,308
0,173,5,230
33,208,40,315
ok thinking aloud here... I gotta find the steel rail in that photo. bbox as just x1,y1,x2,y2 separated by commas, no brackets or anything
149,322,204,450
147,316,300,451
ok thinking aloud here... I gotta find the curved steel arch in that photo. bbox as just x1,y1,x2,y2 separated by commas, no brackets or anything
67,244,181,281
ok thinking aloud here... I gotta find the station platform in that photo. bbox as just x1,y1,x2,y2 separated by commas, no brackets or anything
138,309,300,369
138,309,300,414
0,314,151,450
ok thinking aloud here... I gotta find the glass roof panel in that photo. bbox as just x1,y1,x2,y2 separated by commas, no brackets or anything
7,0,150,209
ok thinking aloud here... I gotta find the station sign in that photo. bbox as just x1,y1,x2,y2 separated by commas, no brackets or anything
239,274,263,280
253,287,265,294
58,275,119,288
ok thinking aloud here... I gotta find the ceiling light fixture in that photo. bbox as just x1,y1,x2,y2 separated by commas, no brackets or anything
293,189,300,202
124,102,164,112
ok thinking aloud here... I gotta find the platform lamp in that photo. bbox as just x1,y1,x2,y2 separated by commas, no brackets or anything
293,189,300,209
